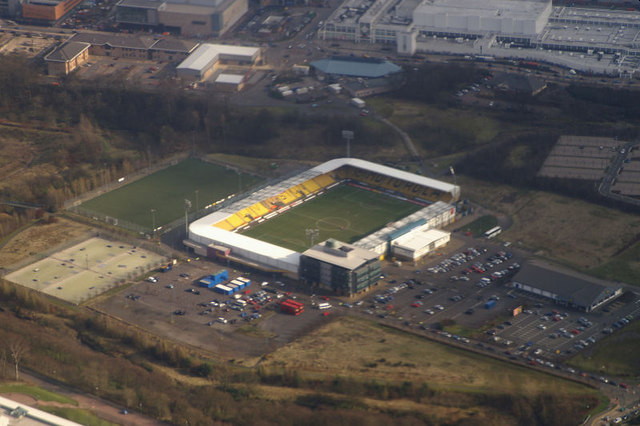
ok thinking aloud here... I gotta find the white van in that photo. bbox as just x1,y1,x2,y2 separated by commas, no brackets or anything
317,302,332,310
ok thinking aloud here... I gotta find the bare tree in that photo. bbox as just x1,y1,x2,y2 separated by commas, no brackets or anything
9,338,28,381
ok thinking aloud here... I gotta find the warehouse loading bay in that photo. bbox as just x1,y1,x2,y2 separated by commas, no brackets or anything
95,232,640,369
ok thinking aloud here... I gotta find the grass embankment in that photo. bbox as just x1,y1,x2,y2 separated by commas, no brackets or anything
39,406,116,426
0,383,77,405
367,98,503,156
569,320,640,377
258,316,601,424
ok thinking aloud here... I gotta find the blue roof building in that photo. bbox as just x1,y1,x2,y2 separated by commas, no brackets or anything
310,56,402,79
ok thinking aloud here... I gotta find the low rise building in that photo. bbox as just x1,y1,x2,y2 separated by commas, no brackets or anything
44,41,91,75
511,261,623,312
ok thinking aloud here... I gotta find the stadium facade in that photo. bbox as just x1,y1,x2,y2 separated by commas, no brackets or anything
187,158,459,294
320,0,640,74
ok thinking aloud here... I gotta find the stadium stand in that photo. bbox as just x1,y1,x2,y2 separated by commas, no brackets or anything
333,166,446,203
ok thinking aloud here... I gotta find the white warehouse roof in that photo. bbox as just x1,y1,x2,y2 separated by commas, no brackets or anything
177,43,261,74
215,73,244,84
176,44,219,73
393,228,450,251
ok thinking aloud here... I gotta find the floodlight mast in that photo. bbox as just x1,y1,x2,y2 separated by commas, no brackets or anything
342,130,354,158
305,228,320,247
185,199,192,235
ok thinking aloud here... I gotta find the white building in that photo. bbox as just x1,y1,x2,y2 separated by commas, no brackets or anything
176,43,261,81
391,228,450,260
412,0,552,36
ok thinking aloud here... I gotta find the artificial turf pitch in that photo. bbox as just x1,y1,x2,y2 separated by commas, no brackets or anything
242,184,423,252
80,158,262,229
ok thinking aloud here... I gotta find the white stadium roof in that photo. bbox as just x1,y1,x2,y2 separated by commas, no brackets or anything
312,158,459,196
188,158,460,273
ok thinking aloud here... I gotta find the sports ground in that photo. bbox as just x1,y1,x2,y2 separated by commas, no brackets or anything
4,237,166,304
242,184,423,252
80,158,263,229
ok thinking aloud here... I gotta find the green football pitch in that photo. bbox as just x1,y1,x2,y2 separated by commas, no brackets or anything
80,158,262,229
242,184,423,252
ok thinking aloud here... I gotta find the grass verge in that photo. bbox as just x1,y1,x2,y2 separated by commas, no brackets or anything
0,383,77,405
38,406,116,426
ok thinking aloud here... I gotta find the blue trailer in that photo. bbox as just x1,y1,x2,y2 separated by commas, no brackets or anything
484,299,497,310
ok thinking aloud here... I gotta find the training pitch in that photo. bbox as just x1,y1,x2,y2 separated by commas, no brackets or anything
242,184,423,252
80,158,263,229
5,237,166,304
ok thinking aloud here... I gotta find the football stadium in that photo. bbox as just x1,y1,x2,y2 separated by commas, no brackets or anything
186,158,460,294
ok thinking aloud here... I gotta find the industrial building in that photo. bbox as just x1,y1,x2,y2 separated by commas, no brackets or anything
186,158,459,287
511,262,623,312
391,228,450,260
299,239,382,296
320,0,640,74
176,43,261,81
213,73,245,91
115,0,248,37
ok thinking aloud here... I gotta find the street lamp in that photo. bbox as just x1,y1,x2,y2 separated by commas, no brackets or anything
150,209,156,237
184,199,192,235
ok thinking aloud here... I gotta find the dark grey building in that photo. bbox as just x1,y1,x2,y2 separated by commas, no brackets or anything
512,262,623,312
299,239,381,296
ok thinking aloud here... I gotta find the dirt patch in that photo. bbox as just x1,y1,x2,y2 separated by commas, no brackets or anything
261,317,593,396
460,176,640,269
0,217,94,269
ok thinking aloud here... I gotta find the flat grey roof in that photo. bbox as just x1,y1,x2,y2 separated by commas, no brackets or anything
414,0,550,21
70,32,157,50
151,38,199,53
513,261,622,308
117,0,164,9
302,239,378,270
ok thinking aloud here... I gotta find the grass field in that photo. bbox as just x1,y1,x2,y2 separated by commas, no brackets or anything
0,384,77,405
80,158,263,228
242,185,423,252
259,317,601,423
4,237,166,304
569,319,640,377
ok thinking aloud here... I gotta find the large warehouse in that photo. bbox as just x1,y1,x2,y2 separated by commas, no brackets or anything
115,0,247,37
320,0,640,74
186,158,460,291
511,262,623,312
176,43,261,81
